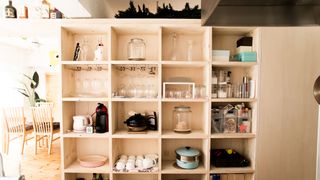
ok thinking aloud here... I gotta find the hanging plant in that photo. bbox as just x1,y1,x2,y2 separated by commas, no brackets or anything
16,71,46,106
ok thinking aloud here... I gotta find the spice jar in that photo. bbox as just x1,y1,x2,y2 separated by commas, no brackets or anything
127,38,146,60
173,106,192,133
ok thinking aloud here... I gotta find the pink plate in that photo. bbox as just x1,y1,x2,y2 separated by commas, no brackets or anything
78,155,107,168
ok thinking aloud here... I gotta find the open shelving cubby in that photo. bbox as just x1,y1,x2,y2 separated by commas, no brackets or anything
59,20,260,180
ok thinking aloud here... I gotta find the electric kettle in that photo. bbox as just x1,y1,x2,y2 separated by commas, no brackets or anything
73,115,92,132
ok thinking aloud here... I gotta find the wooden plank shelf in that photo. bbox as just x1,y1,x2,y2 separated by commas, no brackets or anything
112,130,160,139
61,61,109,65
63,132,109,138
162,61,207,68
111,60,159,65
62,97,109,102
211,98,257,103
111,97,158,102
210,166,255,174
162,98,207,102
161,160,206,174
212,61,257,67
162,130,207,139
64,160,110,174
211,133,256,139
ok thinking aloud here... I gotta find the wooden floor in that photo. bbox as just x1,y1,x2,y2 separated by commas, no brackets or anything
3,137,61,180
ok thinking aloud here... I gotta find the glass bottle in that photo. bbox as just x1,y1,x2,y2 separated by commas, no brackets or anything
171,32,177,61
94,38,104,61
41,0,50,19
80,37,90,61
187,40,193,61
5,0,17,18
173,106,192,133
18,0,28,19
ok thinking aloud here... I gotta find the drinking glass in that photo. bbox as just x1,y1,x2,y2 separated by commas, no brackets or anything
80,36,90,61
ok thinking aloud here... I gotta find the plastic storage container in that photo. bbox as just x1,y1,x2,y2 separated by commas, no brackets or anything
211,108,223,133
223,111,237,133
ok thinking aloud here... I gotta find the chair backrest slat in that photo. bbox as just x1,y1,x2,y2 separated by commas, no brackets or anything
2,107,25,134
31,106,53,134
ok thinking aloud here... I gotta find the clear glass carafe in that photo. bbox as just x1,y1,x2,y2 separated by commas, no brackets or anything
127,38,146,60
173,106,192,133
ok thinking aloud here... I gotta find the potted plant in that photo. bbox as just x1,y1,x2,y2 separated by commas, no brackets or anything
16,71,46,107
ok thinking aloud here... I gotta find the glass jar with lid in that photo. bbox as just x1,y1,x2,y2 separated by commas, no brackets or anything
173,105,192,133
127,38,146,60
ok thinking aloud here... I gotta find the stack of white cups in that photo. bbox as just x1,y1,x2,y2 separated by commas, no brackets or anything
115,154,158,171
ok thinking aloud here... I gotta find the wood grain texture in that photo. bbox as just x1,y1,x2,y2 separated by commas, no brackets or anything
256,27,320,180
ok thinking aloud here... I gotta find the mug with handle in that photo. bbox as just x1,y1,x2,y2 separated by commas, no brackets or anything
142,157,157,169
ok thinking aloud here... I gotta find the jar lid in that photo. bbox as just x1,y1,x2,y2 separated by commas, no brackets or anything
174,106,191,111
175,146,200,157
130,38,144,41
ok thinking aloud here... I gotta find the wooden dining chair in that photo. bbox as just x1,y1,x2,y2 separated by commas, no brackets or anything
2,107,33,154
30,106,59,155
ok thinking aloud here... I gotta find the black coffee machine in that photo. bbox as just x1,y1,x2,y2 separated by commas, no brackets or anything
95,103,108,133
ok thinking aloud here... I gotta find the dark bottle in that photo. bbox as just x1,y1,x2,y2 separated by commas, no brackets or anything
95,103,108,133
73,43,80,61
98,174,103,180
5,0,17,18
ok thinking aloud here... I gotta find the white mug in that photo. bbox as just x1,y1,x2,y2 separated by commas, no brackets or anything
135,158,143,170
116,161,126,170
142,158,157,169
136,155,143,160
144,153,158,162
128,155,135,160
120,155,128,160
126,161,135,170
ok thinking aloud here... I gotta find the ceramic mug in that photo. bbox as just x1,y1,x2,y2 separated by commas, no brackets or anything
142,158,157,169
135,158,143,170
125,160,135,170
120,155,128,160
136,155,143,160
144,153,158,162
116,161,126,170
128,155,135,160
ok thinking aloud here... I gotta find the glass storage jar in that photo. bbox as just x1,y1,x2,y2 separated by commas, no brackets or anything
173,106,192,133
127,38,146,60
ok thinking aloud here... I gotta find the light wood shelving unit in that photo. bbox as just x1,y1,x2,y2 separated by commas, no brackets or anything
59,19,260,180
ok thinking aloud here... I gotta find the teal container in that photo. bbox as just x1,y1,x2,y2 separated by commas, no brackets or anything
175,146,200,169
235,52,257,62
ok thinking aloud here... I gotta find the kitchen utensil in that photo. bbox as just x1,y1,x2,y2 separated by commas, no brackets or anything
124,113,148,132
78,155,107,168
73,115,92,132
95,103,108,133
173,106,192,133
175,146,200,169
142,157,157,169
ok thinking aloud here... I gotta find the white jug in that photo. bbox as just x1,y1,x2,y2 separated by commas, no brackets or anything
73,115,92,132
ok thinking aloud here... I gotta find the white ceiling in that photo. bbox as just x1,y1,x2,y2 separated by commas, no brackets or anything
52,0,201,18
